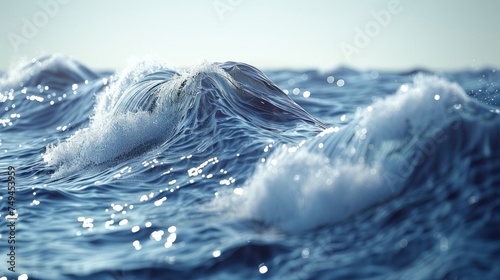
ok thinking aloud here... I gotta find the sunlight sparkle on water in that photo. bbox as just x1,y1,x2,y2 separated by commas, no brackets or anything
151,230,165,241
112,204,123,211
302,248,310,258
259,264,268,274
154,197,167,206
80,218,94,229
133,240,142,250
168,226,177,233
131,226,140,233
164,233,177,248
234,187,243,195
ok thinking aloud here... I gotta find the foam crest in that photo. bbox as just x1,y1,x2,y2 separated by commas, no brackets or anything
42,61,243,176
241,147,387,231
358,74,467,142
43,59,186,175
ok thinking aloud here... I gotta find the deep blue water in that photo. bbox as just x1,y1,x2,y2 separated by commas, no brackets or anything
1,54,500,279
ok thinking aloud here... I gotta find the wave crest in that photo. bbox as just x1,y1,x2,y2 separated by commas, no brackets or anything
43,60,325,175
214,74,500,231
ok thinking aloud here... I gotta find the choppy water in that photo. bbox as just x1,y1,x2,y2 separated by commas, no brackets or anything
1,54,500,279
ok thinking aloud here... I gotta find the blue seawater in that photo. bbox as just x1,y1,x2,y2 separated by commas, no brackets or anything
1,54,500,279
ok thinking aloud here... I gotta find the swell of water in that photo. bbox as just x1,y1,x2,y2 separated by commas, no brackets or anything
214,74,500,232
1,55,499,279
43,59,324,177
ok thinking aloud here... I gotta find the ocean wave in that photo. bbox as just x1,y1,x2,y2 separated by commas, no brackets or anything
2,54,500,279
0,54,98,91
42,58,325,176
213,75,500,231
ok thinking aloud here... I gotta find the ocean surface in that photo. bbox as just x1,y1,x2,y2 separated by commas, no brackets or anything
0,54,499,279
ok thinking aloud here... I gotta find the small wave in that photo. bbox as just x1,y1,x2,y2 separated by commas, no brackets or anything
0,54,98,91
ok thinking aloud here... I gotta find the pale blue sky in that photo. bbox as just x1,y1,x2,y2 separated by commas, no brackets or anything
1,0,499,71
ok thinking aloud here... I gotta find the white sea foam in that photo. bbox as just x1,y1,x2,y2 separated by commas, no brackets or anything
43,59,238,176
43,110,173,175
43,59,183,175
357,74,467,142
241,147,387,231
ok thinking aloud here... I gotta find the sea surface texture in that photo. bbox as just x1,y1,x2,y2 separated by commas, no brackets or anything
1,55,499,279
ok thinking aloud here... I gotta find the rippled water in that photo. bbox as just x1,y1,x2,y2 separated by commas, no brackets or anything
1,55,499,279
